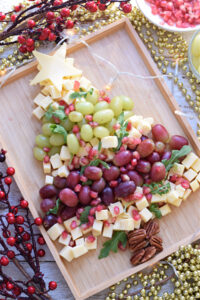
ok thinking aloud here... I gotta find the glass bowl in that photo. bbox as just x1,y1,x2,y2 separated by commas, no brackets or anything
188,29,200,81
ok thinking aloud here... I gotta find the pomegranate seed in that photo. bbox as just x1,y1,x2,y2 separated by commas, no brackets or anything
72,125,80,133
70,220,77,230
103,96,110,103
80,175,87,182
89,207,96,215
73,80,80,91
80,223,88,231
43,147,50,152
133,192,143,200
89,122,98,128
69,104,75,112
133,214,141,221
109,180,118,188
143,186,151,195
118,241,127,251
86,235,96,243
75,184,82,192
43,155,50,163
85,115,93,121
181,181,190,189
104,220,110,227
80,157,89,166
146,193,152,202
114,206,120,215
69,240,75,247
131,158,137,167
90,191,98,198
57,217,62,224
132,151,140,160
88,215,94,225
79,140,86,147
61,231,68,239
91,198,101,206
122,137,129,144
96,205,103,212
113,124,120,130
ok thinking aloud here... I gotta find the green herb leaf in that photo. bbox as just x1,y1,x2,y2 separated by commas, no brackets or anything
52,109,66,120
50,124,67,143
45,105,66,121
162,145,192,172
149,204,162,219
82,180,93,186
80,206,92,225
115,112,129,151
80,158,110,176
144,182,171,195
98,231,127,259
98,141,102,152
69,88,94,100
45,106,53,120
47,199,61,215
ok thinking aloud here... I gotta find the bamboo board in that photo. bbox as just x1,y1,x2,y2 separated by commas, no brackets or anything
0,18,200,300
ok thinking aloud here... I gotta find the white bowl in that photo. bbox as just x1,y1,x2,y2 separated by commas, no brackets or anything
136,0,200,33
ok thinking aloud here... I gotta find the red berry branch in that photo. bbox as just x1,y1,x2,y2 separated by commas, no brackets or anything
0,149,57,300
0,0,132,52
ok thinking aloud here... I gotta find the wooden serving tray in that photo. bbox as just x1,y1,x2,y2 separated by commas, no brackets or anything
1,18,200,300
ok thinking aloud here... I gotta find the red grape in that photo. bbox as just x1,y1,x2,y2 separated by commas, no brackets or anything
84,166,102,181
60,206,77,221
59,188,79,207
136,160,151,174
66,171,80,189
54,176,67,189
40,198,56,213
114,181,136,198
147,152,160,164
39,185,57,199
101,187,114,206
150,162,166,182
43,214,57,229
137,139,155,158
91,178,106,193
155,141,165,154
113,150,132,166
152,124,169,143
127,171,144,186
169,135,189,150
103,166,120,181
79,186,91,205
161,151,172,160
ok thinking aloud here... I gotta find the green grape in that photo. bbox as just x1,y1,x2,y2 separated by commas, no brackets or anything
69,111,83,122
33,147,46,161
50,134,65,146
35,134,51,148
42,123,53,137
67,134,80,154
94,101,109,112
120,95,134,110
86,89,99,104
61,118,73,131
94,126,109,138
75,102,94,115
106,118,116,134
93,109,114,124
42,116,53,124
124,110,134,120
110,96,123,117
48,146,61,156
80,124,93,141
78,118,87,129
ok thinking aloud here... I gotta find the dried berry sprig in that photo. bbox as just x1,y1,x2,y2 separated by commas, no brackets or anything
0,149,57,300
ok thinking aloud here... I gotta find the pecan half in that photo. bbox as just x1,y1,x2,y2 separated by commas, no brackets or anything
129,240,149,252
130,249,145,266
143,220,160,239
141,246,157,263
128,229,146,245
150,235,163,252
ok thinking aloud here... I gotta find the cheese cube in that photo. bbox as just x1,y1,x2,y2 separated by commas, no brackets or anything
175,184,185,198
51,102,59,110
58,165,69,178
128,115,143,127
80,76,91,90
40,96,53,110
90,137,99,148
105,150,115,162
32,106,45,120
72,244,88,258
151,194,167,203
134,218,141,229
101,136,118,149
33,93,46,106
41,86,50,96
119,219,134,231
103,224,113,238
183,169,197,182
171,198,182,207
76,238,85,246
85,236,97,250
48,86,62,99
82,225,92,235
159,204,171,216
196,173,200,183
77,147,88,157
60,246,74,262
182,152,198,169
45,175,54,185
52,169,58,177
64,217,80,232
113,220,121,230
168,163,185,176
43,162,51,174
92,220,103,236
122,199,134,208
128,127,142,139
135,196,149,211
183,189,192,200
191,158,200,172
167,190,179,205
58,233,71,246
139,208,153,223
190,179,200,192
60,146,71,161
137,120,151,135
63,79,75,91
50,154,62,169
71,227,82,240
95,210,109,221
63,91,74,105
47,223,64,241
117,213,130,219
127,206,137,217
109,202,124,217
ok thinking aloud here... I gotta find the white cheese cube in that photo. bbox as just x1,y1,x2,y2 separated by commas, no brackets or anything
60,146,71,161
33,93,46,106
40,96,52,110
32,106,45,120
119,219,134,231
82,225,92,235
85,236,97,250
159,204,171,216
168,163,185,176
183,189,192,200
196,173,200,183
190,179,200,192
135,196,149,211
92,220,103,236
128,115,143,127
45,175,54,185
137,120,151,135
139,208,153,223
48,85,62,99
63,79,75,91
43,162,51,174
117,212,130,219
183,169,197,182
72,244,88,258
95,210,109,221
134,218,141,229
127,206,137,218
60,246,74,262
182,152,198,169
58,233,71,246
64,217,80,232
50,154,62,169
63,91,74,105
71,227,83,240
109,202,124,217
103,224,113,238
172,198,182,207
76,237,85,246
58,165,69,178
101,136,118,149
128,127,142,139
47,223,64,241
52,169,58,177
151,194,167,203
51,102,59,110
191,158,200,172
175,184,185,198
167,190,179,205
122,199,134,208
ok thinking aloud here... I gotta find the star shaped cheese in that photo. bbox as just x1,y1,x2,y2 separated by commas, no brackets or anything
30,43,82,91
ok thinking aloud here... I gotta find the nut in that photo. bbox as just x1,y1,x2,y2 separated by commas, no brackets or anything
130,249,145,265
127,229,146,245
143,220,160,239
150,235,163,252
141,246,157,263
129,240,149,252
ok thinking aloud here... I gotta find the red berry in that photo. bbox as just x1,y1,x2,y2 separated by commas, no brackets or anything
23,232,30,241
0,256,9,266
53,0,62,5
6,282,14,290
48,32,56,41
27,45,35,52
71,5,77,10
7,250,15,259
65,20,74,29
0,191,5,199
42,27,51,36
37,236,45,245
14,5,21,12
34,217,43,226
49,281,57,290
7,216,15,224
89,3,98,12
4,177,12,185
122,3,132,13
26,243,32,252
60,8,70,17
18,35,26,44
19,45,27,53
6,167,15,176
20,199,29,208
13,286,21,296
27,19,36,28
0,13,6,21
26,38,34,47
16,215,24,224
46,11,54,20
11,14,17,22
7,237,16,246
18,226,24,233
27,286,35,295
98,3,106,10
37,249,45,257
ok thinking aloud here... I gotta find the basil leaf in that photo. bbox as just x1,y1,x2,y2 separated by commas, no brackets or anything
50,124,67,143
162,145,192,172
47,199,61,215
149,204,162,219
144,182,171,195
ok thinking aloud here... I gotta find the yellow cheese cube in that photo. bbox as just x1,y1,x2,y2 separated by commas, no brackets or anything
168,163,185,176
76,238,85,246
80,76,91,90
101,136,118,149
62,79,75,91
183,169,197,182
82,225,92,235
109,202,124,217
71,227,82,240
92,220,103,236
64,217,80,232
127,206,137,217
117,213,130,219
128,127,142,139
58,165,69,178
58,233,71,246
90,137,99,148
95,210,109,221
43,162,51,174
137,120,151,135
32,106,45,120
60,146,71,161
139,208,153,223
175,184,185,197
45,175,54,185
72,245,88,258
47,223,64,241
183,189,192,200
40,96,52,110
41,86,50,96
50,154,62,169
63,91,74,105
33,93,46,106
48,85,62,99
196,173,200,183
85,236,97,250
182,152,198,169
60,246,74,262
103,224,113,238
104,150,115,162
190,179,200,192
167,190,179,205
159,204,171,216
151,194,167,203
135,196,149,211
171,198,182,207
128,115,143,127
191,158,200,172
119,219,134,231
77,147,88,157
52,169,58,177
134,218,141,229
51,102,59,110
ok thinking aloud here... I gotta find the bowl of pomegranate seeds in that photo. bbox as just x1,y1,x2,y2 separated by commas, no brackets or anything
136,0,200,32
